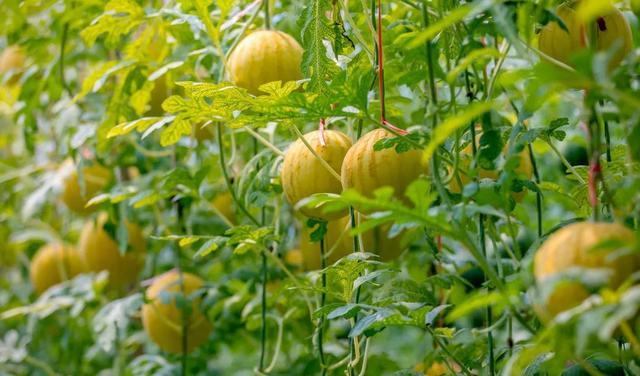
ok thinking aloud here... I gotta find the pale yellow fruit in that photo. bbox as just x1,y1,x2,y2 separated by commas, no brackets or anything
538,4,633,69
593,8,634,69
79,213,146,287
194,123,215,141
142,270,212,354
299,217,353,270
341,129,423,204
30,243,86,295
281,130,352,220
299,217,407,268
533,222,640,320
212,191,236,224
147,75,168,116
227,30,303,95
415,361,461,376
449,141,532,202
538,4,586,66
62,164,111,215
0,45,26,84
360,223,409,262
284,248,304,270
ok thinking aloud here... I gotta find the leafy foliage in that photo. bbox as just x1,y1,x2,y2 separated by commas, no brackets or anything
2,0,640,375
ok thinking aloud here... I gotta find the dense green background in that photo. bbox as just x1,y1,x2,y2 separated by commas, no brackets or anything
2,0,640,375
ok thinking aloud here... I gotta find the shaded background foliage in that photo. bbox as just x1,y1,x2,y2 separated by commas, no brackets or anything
1,0,640,375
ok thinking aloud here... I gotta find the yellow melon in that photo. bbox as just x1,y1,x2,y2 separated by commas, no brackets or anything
61,164,112,215
212,191,236,224
30,243,86,294
142,270,212,354
0,45,26,85
284,248,304,270
533,222,640,320
79,213,146,287
227,30,303,95
538,4,632,69
299,217,353,270
281,130,352,220
147,75,169,116
341,129,423,205
299,217,408,268
360,223,409,262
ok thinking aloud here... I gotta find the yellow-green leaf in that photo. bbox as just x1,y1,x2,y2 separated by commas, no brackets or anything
422,101,496,164
160,117,191,147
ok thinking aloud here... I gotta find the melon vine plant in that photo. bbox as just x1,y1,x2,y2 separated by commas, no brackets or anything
2,0,640,375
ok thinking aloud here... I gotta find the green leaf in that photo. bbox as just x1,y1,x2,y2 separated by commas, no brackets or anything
422,101,496,164
160,117,191,147
257,81,301,98
447,290,503,322
107,117,168,138
81,0,144,47
74,61,119,101
179,236,199,247
300,0,339,93
396,3,492,49
195,239,220,259
446,48,501,83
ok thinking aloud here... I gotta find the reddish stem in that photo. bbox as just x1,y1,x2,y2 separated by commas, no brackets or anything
377,0,386,123
376,1,409,138
81,147,93,160
579,121,590,138
382,120,409,136
588,160,601,207
318,118,326,146
579,24,588,48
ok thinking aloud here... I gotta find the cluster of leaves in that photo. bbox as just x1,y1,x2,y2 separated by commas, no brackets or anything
2,0,640,375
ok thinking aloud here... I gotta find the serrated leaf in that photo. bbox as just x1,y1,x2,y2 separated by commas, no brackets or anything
353,270,390,292
257,81,301,98
161,95,189,113
81,0,144,47
85,193,110,208
300,0,338,93
160,117,191,146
